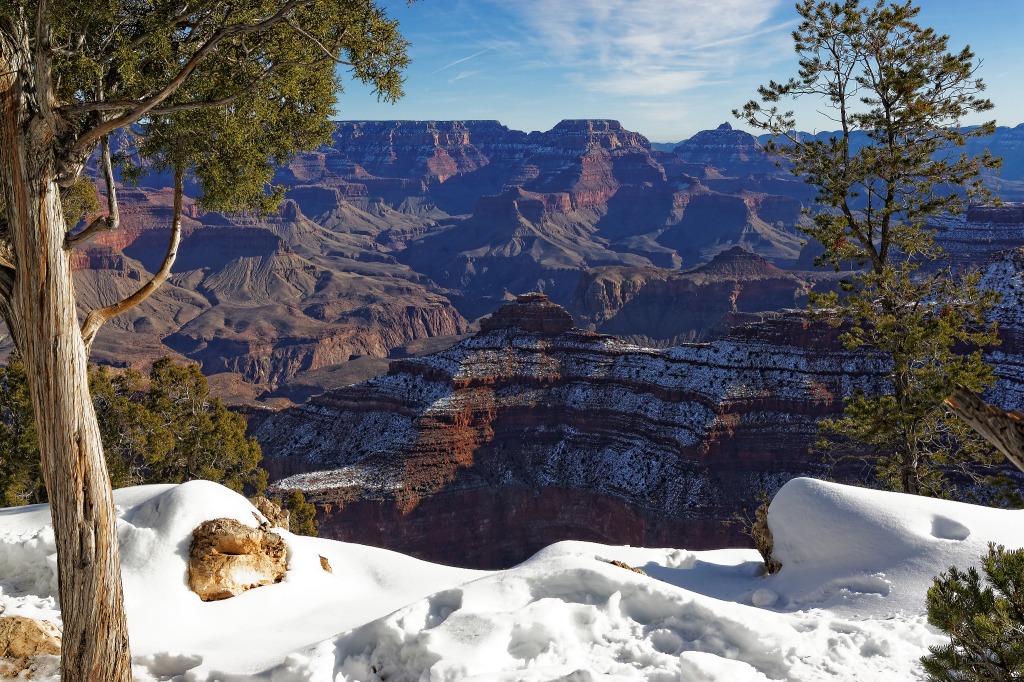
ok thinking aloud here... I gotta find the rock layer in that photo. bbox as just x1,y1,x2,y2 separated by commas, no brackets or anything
257,295,882,568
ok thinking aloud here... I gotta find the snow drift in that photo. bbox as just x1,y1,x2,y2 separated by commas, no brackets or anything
0,477,1021,681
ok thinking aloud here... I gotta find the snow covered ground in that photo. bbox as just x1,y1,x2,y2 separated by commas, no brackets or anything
1,477,1021,681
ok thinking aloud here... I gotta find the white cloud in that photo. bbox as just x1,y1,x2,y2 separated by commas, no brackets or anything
485,0,791,97
434,48,494,73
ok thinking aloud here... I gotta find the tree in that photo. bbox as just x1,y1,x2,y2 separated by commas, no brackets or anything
90,365,161,489
0,356,268,501
921,544,1024,681
736,0,1003,496
0,354,42,505
282,489,318,536
0,1,409,677
142,357,266,493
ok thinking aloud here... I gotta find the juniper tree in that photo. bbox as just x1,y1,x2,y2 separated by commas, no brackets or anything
736,0,1003,496
0,1,409,677
143,357,266,492
0,357,268,500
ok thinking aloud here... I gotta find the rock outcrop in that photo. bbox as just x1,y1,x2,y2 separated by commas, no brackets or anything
257,295,882,568
188,519,287,601
570,247,817,343
673,123,780,176
0,616,60,678
251,495,291,530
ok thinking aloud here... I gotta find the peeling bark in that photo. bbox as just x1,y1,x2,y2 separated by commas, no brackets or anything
945,387,1024,475
0,25,132,682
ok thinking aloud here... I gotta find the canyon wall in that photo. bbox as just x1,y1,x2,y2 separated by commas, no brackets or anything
256,294,882,567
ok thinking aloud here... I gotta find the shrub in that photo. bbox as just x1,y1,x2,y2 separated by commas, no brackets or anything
282,490,318,537
921,544,1024,680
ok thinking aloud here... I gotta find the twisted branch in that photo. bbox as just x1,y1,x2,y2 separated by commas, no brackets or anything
944,386,1024,475
81,166,183,353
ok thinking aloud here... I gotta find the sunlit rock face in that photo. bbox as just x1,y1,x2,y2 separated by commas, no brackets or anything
257,295,883,568
69,120,1024,402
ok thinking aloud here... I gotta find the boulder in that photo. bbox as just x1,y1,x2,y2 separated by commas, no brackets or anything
251,495,291,530
0,615,61,678
188,518,287,601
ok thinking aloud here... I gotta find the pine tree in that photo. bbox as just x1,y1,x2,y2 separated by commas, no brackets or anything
922,544,1024,680
736,0,1003,496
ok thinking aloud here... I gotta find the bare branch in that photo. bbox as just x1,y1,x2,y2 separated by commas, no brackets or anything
66,135,120,249
284,18,352,65
81,166,184,353
944,387,1024,475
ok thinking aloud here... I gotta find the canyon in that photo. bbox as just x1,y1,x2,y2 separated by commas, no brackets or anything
62,118,1024,565
71,119,1024,401
255,293,883,567
68,119,821,398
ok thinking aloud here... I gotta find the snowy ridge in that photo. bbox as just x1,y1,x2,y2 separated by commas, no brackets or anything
261,318,882,500
3,478,1022,680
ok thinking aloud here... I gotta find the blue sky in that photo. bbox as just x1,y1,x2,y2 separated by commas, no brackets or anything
335,0,1024,142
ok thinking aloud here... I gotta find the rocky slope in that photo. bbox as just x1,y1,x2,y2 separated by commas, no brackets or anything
256,294,882,568
69,119,1024,400
74,193,469,398
569,246,817,344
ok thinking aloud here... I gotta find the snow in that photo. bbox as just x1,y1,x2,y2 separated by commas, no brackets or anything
1,477,1022,681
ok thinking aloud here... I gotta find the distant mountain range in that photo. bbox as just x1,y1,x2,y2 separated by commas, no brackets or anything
69,118,1024,403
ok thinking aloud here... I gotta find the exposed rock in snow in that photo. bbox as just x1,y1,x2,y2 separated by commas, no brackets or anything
250,495,290,530
0,478,1021,680
187,518,287,601
0,615,61,677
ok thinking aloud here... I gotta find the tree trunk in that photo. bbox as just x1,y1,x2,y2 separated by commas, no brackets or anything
0,29,132,682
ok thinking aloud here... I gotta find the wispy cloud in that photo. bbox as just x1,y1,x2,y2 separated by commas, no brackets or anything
434,48,494,73
484,0,791,97
448,70,483,83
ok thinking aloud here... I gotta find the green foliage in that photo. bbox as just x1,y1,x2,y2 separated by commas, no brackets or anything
91,365,160,489
814,264,1002,496
44,0,409,213
60,177,100,229
143,357,266,493
0,356,267,505
737,0,1003,496
922,544,1024,680
0,356,43,506
282,490,318,537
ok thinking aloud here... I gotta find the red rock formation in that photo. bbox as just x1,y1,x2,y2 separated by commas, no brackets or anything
257,297,881,568
479,294,573,334
571,247,812,343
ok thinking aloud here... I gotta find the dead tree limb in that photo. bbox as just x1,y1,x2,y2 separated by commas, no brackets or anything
944,386,1024,475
